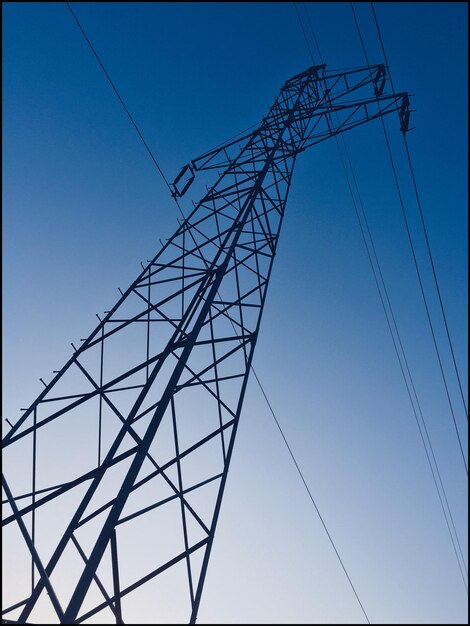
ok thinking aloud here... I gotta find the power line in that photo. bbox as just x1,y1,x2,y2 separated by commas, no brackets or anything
403,137,468,419
349,1,468,477
369,4,394,88
338,135,468,591
198,5,376,622
347,0,468,586
305,0,468,591
370,3,468,422
350,3,371,67
293,2,316,64
251,368,371,623
65,2,172,195
381,109,468,477
285,5,379,623
301,3,324,64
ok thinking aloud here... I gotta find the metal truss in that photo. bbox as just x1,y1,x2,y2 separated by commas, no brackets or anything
2,63,409,624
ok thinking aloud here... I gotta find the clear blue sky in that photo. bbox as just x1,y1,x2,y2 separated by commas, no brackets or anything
3,2,468,624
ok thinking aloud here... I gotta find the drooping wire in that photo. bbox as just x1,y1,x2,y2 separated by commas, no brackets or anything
338,135,468,590
403,140,469,422
65,1,192,227
369,5,393,83
350,0,468,589
301,3,323,64
370,2,468,422
251,14,369,619
67,0,263,216
380,118,468,476
251,369,371,623
349,2,468,476
305,0,468,590
350,3,371,67
348,0,468,585
65,2,173,196
293,2,316,65
214,7,373,621
342,135,468,588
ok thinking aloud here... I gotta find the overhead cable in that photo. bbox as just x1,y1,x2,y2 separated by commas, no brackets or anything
307,0,468,589
349,1,468,476
370,2,468,422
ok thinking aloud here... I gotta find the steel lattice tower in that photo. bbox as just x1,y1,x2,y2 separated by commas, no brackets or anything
3,63,409,624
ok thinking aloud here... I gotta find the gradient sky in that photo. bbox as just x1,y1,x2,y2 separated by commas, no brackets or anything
3,2,468,624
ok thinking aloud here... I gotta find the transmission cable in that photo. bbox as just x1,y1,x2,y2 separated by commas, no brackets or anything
370,0,469,426
304,1,468,590
301,3,323,65
349,2,468,476
350,2,371,67
289,5,377,623
66,3,373,619
251,368,371,622
339,136,469,588
65,2,174,198
370,2,468,422
347,0,468,585
381,120,468,475
293,2,316,64
403,139,469,423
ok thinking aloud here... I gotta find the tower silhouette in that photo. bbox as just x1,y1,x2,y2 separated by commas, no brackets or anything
3,63,409,624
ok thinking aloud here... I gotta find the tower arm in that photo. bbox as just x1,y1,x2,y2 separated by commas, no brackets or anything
171,63,410,198
297,91,410,153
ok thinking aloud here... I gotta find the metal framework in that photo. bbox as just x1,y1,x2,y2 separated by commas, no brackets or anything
2,63,409,624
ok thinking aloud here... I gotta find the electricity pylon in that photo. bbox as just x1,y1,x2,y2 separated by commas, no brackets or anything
2,63,409,624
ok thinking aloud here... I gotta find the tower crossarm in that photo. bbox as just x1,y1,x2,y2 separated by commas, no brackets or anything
172,63,410,198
